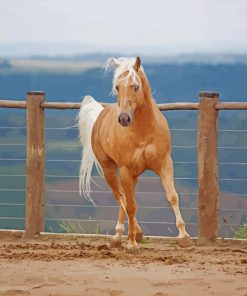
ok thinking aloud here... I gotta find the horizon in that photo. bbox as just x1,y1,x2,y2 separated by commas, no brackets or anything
1,45,247,65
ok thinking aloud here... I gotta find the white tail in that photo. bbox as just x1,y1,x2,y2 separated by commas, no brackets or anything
77,95,104,205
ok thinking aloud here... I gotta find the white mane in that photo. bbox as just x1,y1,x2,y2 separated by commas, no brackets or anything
104,57,144,95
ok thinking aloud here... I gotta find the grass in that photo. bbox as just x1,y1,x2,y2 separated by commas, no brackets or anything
59,220,85,234
94,223,101,235
59,220,101,235
234,224,247,239
140,237,150,244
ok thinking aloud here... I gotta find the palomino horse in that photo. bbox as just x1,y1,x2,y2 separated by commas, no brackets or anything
78,57,189,249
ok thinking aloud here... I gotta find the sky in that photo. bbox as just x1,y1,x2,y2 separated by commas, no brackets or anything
0,0,247,56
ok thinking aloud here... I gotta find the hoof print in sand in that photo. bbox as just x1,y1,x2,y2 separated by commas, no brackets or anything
110,239,123,249
178,236,193,248
126,247,140,255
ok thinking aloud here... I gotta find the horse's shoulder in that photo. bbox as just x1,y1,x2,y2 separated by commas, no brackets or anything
97,104,115,121
102,104,118,115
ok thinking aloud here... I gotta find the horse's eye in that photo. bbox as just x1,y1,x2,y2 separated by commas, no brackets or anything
134,84,139,92
116,85,119,91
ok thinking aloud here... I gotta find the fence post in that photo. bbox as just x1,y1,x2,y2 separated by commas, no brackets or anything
198,91,219,242
23,91,45,238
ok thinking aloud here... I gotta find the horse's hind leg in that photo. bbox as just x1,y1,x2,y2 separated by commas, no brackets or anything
159,155,189,238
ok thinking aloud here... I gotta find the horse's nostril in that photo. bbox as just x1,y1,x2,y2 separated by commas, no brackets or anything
118,113,131,127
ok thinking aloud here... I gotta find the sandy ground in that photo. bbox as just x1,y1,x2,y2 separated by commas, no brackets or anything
0,235,246,296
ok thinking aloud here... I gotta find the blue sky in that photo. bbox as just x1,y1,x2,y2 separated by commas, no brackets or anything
0,0,247,56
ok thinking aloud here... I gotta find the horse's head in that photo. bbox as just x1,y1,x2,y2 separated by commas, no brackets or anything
106,57,145,127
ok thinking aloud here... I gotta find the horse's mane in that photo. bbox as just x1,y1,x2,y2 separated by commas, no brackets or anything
103,57,144,95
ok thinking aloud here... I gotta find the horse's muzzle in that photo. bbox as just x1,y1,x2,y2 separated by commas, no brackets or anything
118,113,131,127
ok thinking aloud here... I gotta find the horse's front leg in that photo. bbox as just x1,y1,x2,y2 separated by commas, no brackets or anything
120,167,138,249
159,155,189,238
97,159,126,244
116,199,143,243
114,204,126,242
126,177,143,242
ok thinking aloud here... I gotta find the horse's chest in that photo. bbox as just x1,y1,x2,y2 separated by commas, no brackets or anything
115,139,146,166
121,142,158,173
127,147,146,175
132,146,145,164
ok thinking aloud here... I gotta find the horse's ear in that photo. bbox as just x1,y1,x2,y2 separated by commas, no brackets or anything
112,58,121,68
134,56,141,72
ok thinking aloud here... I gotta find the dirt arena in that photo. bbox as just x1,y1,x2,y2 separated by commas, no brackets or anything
0,233,246,296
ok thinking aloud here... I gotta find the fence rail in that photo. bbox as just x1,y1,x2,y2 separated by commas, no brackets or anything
0,91,247,241
1,99,247,110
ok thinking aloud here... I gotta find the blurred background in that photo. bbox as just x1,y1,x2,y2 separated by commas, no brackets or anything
0,0,247,238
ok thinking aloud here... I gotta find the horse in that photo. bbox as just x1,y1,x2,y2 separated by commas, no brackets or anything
78,57,189,250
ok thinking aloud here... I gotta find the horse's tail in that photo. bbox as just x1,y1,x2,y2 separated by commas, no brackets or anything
77,95,104,205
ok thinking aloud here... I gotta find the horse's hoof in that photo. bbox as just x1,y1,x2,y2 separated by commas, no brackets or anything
126,240,139,254
135,232,143,243
178,236,193,248
126,245,140,254
110,237,122,248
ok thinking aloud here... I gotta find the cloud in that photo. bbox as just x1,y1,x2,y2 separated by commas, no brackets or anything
0,0,246,55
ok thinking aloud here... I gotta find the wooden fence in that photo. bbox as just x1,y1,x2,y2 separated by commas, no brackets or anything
0,91,247,241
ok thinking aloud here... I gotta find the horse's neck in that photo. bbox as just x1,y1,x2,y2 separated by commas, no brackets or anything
132,77,156,132
134,98,155,124
141,71,152,100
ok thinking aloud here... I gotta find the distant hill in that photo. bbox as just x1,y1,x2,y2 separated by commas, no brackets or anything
0,58,11,69
1,59,247,102
1,48,247,64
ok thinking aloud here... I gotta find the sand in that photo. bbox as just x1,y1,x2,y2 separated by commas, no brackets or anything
0,235,246,296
